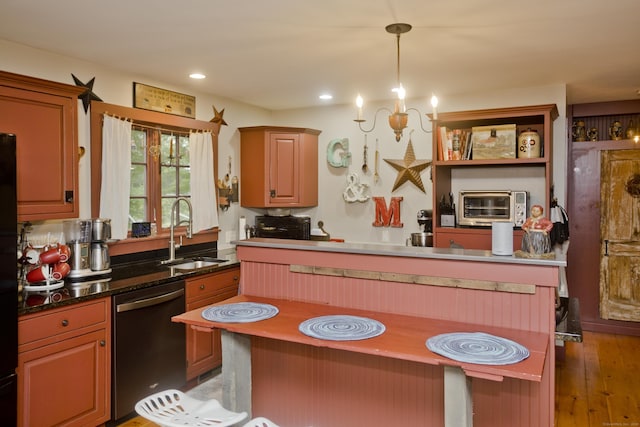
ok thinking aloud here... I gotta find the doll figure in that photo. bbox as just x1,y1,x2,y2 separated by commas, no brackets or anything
521,204,554,255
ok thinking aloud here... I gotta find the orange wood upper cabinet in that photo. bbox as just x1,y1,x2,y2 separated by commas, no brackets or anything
185,267,240,380
0,71,83,221
431,104,558,250
17,298,111,427
239,126,321,208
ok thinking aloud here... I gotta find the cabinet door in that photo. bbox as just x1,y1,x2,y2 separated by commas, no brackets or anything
269,133,300,204
599,149,640,322
0,85,79,220
240,126,319,208
18,329,108,427
185,268,240,380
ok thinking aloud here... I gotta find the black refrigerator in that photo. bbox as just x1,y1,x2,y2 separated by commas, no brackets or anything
0,133,17,426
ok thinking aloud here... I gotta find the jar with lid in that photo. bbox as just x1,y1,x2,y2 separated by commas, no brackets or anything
517,128,541,158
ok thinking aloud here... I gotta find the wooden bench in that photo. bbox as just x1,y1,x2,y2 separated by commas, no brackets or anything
173,294,549,427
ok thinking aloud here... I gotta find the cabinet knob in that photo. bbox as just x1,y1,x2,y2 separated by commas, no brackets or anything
270,189,276,198
200,284,205,290
61,319,69,327
233,276,239,282
100,340,106,347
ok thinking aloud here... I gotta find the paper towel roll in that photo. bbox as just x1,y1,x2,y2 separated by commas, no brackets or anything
238,216,246,240
492,222,513,255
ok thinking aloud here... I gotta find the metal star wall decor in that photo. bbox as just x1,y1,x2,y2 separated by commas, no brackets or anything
210,105,228,126
383,138,432,193
71,74,102,113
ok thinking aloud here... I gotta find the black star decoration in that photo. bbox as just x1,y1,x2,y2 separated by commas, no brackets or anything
71,74,102,113
384,139,432,193
210,105,228,126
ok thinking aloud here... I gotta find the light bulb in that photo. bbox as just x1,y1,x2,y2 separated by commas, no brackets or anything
431,94,439,120
355,95,364,121
397,84,406,100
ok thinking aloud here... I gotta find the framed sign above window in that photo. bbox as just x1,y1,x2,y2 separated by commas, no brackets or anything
133,82,196,119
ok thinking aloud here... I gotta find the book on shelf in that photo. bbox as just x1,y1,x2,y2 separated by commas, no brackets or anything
438,126,454,161
439,127,473,161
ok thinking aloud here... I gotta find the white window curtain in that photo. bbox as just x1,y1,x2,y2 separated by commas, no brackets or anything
189,131,219,233
99,115,132,240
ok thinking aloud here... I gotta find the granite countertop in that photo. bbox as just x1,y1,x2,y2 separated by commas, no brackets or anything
235,238,567,267
18,247,239,316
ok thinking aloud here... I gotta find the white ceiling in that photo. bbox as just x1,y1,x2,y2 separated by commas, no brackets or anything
2,0,639,110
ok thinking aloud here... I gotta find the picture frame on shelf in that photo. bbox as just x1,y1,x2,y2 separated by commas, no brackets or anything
470,124,517,159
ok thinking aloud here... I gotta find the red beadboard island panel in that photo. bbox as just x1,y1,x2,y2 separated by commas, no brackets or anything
230,240,562,427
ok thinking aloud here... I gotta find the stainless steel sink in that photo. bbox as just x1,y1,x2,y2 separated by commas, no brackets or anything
171,260,219,270
162,256,227,271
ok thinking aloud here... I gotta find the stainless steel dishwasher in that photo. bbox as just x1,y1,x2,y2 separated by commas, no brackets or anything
110,280,186,423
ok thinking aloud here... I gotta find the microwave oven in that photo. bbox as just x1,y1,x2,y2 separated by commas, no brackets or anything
458,190,528,227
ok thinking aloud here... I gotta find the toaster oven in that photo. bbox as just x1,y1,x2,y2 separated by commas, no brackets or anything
458,190,528,227
254,215,311,240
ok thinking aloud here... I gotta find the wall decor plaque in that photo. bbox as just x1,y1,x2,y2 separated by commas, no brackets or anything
133,82,195,118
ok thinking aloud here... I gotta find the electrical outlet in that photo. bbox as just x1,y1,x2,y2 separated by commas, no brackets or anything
225,230,235,243
381,229,390,242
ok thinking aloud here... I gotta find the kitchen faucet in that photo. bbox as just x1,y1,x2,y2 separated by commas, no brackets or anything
161,196,193,264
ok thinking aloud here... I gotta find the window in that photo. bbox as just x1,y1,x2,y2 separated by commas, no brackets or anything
90,101,220,256
129,127,191,232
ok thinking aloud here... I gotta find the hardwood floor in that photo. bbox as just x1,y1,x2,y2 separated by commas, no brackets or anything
119,330,639,427
556,331,640,427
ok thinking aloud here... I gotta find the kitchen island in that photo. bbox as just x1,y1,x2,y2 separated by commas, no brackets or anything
174,238,564,427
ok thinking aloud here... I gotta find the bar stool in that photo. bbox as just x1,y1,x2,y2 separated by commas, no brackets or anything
135,389,248,427
243,417,280,427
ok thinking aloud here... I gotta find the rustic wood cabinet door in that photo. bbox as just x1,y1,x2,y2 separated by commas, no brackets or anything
600,149,640,321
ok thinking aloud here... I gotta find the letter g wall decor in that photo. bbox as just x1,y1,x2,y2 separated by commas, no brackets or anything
327,138,351,168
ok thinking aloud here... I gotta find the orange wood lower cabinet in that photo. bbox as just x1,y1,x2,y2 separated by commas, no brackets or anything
185,267,240,380
17,297,111,427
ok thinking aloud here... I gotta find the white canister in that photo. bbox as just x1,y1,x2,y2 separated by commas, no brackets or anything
517,128,541,158
238,216,247,239
492,221,514,255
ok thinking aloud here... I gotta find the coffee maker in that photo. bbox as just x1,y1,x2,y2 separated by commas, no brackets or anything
65,218,111,279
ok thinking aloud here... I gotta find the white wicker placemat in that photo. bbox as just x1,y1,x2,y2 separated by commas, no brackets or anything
426,332,530,365
299,315,385,341
202,302,279,323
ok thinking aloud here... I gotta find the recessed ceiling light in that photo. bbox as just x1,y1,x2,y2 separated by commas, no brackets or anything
189,73,206,79
319,94,333,100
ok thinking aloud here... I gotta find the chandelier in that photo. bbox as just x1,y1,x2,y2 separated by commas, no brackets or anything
354,23,438,142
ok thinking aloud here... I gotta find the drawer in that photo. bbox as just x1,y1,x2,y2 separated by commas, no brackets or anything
19,298,108,347
186,268,240,303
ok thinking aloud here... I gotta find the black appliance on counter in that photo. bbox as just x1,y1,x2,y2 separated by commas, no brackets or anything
0,133,17,426
255,215,311,240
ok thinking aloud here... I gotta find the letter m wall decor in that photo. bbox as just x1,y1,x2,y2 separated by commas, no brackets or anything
372,196,403,227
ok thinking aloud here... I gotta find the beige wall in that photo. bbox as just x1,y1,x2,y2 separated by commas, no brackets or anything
1,39,567,248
